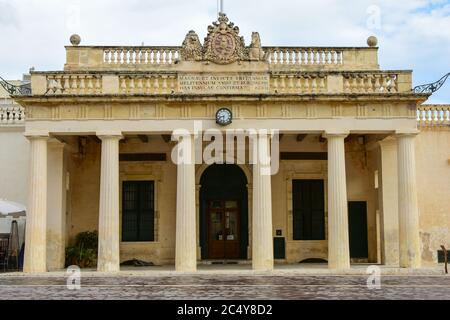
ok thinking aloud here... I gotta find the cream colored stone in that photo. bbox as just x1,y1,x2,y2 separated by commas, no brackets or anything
378,137,400,266
7,14,448,274
46,139,67,271
325,132,350,270
397,133,421,268
97,133,122,272
175,135,197,272
24,134,49,273
252,134,274,271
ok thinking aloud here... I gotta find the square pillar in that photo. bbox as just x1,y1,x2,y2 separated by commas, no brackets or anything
97,132,122,273
324,132,350,270
24,133,49,273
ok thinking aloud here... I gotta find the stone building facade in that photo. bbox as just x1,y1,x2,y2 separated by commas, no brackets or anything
5,14,450,273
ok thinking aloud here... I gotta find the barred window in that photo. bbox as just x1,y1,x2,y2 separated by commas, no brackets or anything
122,181,155,242
292,180,325,241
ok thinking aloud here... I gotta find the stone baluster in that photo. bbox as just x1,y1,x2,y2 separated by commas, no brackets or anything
311,77,317,94
136,77,143,93
145,76,152,94
319,76,326,93
277,49,283,65
279,75,287,93
295,50,301,65
296,76,303,93
288,75,295,93
344,77,351,93
303,76,310,93
95,76,102,94
283,49,289,65
162,75,168,93
120,77,127,93
272,77,279,93
153,76,160,93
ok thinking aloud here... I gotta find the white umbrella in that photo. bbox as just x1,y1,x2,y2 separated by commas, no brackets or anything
0,199,26,218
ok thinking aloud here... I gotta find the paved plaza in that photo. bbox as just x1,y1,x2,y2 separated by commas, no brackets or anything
0,266,448,300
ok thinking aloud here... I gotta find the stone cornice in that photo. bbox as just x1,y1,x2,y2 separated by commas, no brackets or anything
14,93,429,106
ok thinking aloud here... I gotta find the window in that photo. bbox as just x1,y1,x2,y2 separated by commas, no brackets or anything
122,181,155,242
292,180,325,240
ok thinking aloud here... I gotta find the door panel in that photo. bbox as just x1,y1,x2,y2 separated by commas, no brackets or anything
348,201,369,259
207,200,240,259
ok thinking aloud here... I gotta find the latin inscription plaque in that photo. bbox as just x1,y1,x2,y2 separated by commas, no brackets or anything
178,73,270,94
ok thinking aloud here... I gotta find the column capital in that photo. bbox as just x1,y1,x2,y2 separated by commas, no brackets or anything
24,131,50,140
395,129,420,137
96,131,123,140
47,138,66,149
322,131,350,139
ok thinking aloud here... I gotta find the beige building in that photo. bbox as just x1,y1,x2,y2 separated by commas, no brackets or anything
6,14,450,273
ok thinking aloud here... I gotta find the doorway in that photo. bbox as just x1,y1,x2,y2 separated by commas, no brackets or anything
200,164,248,260
348,201,369,259
207,200,240,259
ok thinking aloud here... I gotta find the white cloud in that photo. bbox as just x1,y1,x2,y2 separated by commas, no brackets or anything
0,0,449,103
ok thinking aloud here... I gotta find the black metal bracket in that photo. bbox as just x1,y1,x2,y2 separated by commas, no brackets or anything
0,76,31,96
413,72,450,94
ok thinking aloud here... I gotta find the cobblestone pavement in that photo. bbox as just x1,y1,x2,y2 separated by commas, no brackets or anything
0,274,449,300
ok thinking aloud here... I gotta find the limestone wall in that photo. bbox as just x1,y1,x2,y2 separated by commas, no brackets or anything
416,128,450,266
0,128,28,246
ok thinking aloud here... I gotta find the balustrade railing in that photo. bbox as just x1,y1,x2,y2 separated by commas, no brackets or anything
0,106,25,125
271,74,327,94
343,73,398,94
417,105,450,126
65,46,378,71
103,47,180,66
119,74,178,94
265,47,343,66
46,74,103,95
33,71,410,96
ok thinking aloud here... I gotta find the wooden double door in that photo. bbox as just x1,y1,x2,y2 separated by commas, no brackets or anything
207,200,240,259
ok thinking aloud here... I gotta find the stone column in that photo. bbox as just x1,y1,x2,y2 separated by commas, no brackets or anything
97,132,122,273
252,133,274,271
47,139,67,271
24,134,49,273
378,137,400,266
175,134,197,272
397,132,421,268
325,132,350,270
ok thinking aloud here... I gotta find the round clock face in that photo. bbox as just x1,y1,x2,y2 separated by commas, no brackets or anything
216,108,233,126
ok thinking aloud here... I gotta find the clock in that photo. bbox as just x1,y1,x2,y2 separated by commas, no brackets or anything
216,108,233,126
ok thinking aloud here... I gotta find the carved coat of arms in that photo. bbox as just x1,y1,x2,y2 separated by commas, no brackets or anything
203,13,249,64
181,13,261,65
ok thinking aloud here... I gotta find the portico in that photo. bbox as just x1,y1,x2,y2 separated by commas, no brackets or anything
14,13,428,273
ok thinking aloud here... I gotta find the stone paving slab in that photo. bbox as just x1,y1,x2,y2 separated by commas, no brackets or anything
0,274,449,300
0,264,446,278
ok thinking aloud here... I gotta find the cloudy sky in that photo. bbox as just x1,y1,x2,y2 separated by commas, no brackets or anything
0,0,449,103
